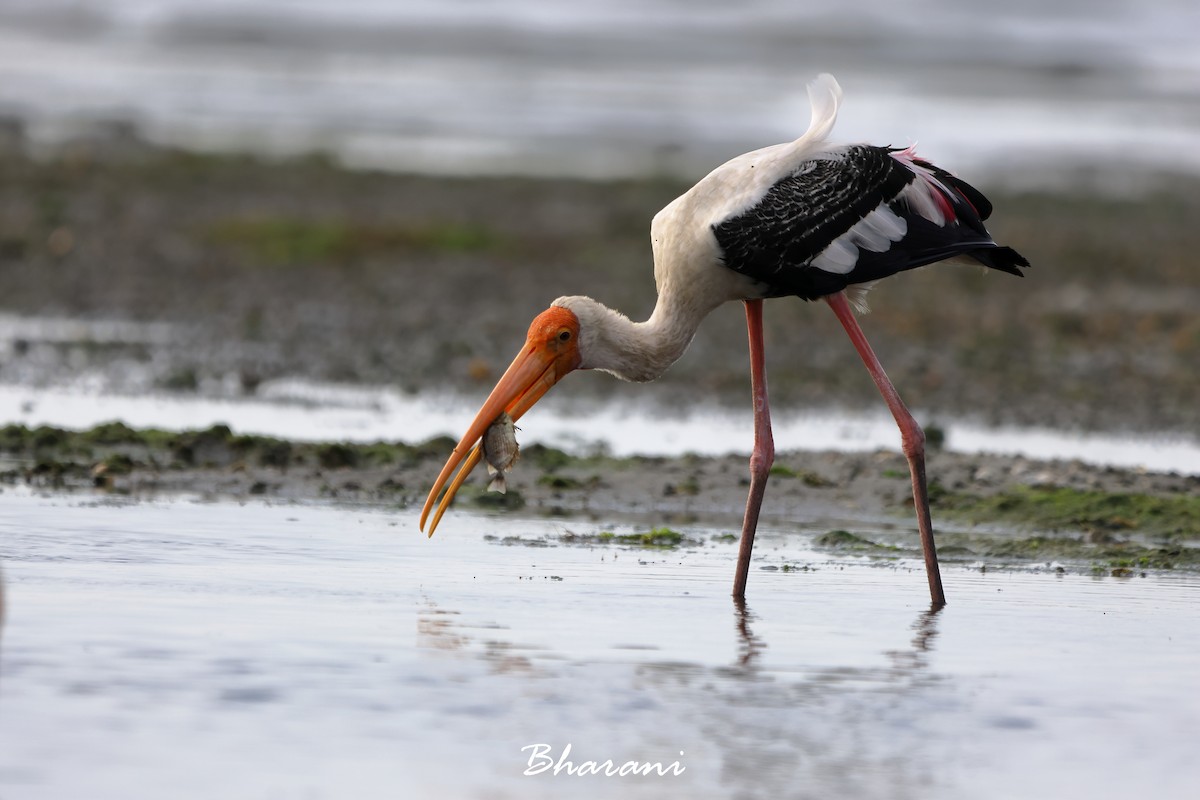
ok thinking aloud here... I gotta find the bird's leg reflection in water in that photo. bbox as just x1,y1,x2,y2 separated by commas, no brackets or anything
885,603,945,677
732,597,767,671
729,597,944,682
912,604,943,652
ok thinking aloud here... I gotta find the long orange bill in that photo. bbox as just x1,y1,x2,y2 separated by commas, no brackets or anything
419,342,564,536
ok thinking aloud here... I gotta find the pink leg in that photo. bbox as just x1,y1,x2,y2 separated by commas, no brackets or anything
825,291,946,606
733,299,774,599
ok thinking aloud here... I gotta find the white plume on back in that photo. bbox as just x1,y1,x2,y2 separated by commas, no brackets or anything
802,73,842,144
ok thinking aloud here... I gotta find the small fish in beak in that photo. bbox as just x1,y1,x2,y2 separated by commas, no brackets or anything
483,412,520,493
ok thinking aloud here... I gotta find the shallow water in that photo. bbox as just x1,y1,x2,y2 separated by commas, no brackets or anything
2,492,1198,799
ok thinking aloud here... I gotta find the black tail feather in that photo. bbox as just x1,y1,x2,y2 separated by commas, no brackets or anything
971,245,1029,277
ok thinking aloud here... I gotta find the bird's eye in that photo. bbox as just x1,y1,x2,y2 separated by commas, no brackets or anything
558,330,572,342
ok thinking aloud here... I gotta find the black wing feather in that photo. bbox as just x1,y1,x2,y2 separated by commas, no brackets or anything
711,145,1028,300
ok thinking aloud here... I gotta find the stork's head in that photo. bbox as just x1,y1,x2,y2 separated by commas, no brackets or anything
419,305,583,535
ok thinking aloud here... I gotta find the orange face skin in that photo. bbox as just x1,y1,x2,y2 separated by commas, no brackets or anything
524,307,582,370
419,306,581,535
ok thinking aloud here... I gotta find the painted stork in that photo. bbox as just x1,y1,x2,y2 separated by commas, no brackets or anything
419,74,1028,606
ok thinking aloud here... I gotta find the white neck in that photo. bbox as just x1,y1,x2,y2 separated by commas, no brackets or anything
553,292,713,383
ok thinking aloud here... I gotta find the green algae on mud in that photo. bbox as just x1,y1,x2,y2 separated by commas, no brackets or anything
0,422,438,471
815,530,901,555
932,484,1200,539
769,464,834,487
942,532,1197,572
0,422,447,497
600,527,696,548
817,480,1200,572
558,527,700,549
925,484,1200,571
486,527,702,550
814,525,1200,573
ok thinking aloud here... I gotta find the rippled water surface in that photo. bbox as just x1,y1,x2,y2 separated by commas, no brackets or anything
2,492,1198,799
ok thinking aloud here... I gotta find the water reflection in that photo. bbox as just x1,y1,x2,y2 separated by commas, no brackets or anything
732,597,766,671
415,600,466,652
416,591,946,689
670,599,949,798
414,585,952,795
727,597,945,686
417,597,540,676
885,604,943,675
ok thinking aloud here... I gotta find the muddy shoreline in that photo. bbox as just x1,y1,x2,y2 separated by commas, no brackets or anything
4,422,1197,573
